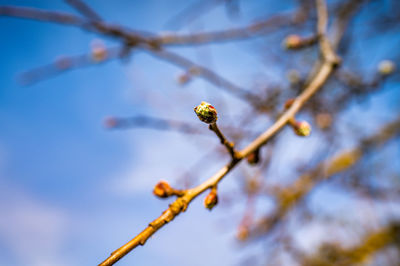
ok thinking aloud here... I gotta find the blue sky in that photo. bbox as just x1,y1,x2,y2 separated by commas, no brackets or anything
1,1,400,266
0,1,274,265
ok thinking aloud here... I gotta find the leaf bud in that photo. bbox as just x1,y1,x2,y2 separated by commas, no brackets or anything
204,188,218,210
153,180,173,198
378,60,396,76
194,101,218,124
293,120,311,137
284,34,302,49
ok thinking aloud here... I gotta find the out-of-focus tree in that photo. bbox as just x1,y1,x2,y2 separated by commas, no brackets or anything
1,0,400,265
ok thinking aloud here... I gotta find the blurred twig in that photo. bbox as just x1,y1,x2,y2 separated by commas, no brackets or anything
65,0,102,21
98,0,341,263
248,117,400,238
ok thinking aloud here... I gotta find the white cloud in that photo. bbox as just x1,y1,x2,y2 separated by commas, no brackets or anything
0,180,71,266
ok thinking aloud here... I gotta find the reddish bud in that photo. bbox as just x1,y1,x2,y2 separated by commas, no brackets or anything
153,180,173,198
284,98,295,109
293,120,312,137
284,34,302,49
246,149,260,165
194,101,218,124
204,189,218,210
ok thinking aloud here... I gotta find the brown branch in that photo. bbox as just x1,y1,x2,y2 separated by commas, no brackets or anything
248,117,400,238
209,123,237,159
303,222,400,265
98,1,340,263
0,5,311,108
104,115,208,135
0,5,84,25
0,6,267,105
158,12,301,46
316,0,341,65
0,5,305,47
18,46,122,85
0,6,151,44
147,48,264,108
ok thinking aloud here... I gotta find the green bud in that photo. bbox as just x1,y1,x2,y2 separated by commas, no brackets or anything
293,121,311,137
194,101,218,124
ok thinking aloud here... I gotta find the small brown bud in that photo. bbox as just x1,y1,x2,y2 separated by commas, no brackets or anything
284,34,302,49
293,120,311,137
153,180,173,198
194,101,218,124
246,149,260,165
204,189,218,210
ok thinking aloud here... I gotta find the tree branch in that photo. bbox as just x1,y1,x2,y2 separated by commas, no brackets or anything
65,0,102,21
209,123,237,159
98,1,341,263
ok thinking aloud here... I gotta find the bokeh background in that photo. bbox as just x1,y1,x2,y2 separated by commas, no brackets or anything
1,0,400,265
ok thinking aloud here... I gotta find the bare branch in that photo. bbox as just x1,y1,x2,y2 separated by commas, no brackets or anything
209,123,237,159
65,0,102,21
98,1,341,261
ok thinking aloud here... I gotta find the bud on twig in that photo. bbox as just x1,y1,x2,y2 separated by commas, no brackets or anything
284,34,302,50
378,60,396,76
204,188,218,210
153,180,174,198
293,120,311,137
194,101,218,124
246,149,260,165
153,180,184,198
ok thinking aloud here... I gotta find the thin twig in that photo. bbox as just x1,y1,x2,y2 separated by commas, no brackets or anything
147,49,264,108
248,117,400,238
98,1,341,263
158,12,300,46
105,115,208,135
209,123,237,159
